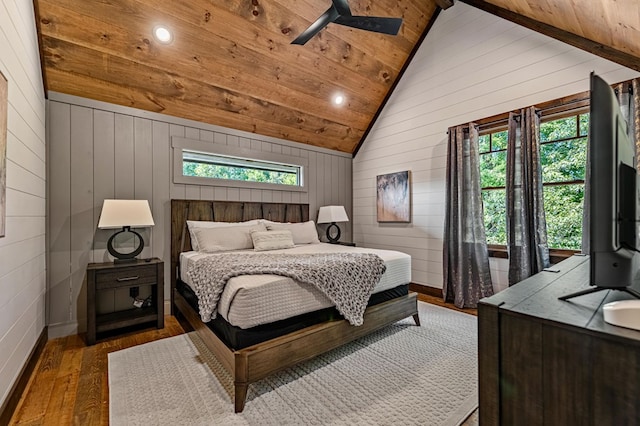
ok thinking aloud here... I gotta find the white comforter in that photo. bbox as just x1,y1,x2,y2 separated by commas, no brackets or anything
180,243,411,329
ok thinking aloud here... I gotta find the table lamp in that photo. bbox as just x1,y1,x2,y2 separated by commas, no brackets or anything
98,199,155,263
317,205,349,243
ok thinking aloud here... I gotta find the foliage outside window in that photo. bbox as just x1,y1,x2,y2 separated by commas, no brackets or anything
479,113,588,250
539,114,588,250
479,131,508,246
183,150,301,186
172,136,307,192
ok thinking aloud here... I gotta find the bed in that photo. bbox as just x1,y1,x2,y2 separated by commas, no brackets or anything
170,200,419,412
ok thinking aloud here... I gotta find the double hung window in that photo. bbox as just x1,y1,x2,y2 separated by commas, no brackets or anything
479,113,588,252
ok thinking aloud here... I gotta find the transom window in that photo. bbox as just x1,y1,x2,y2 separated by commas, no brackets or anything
479,113,588,250
172,136,308,192
183,150,301,186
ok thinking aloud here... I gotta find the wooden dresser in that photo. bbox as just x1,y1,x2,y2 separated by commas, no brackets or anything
479,255,640,425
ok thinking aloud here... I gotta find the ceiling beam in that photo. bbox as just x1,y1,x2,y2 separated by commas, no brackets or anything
459,0,640,73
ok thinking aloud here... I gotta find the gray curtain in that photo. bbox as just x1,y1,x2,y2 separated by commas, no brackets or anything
620,79,640,158
506,107,550,285
443,124,494,308
582,78,640,253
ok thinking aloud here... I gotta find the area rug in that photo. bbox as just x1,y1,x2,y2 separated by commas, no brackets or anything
108,302,478,425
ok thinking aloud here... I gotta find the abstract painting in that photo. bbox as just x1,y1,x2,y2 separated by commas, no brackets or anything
0,71,6,237
377,171,411,222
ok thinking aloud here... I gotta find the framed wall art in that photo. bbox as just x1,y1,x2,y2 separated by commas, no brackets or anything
376,170,411,223
0,71,7,237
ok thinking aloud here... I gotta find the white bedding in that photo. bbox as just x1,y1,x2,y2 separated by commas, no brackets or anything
180,243,411,329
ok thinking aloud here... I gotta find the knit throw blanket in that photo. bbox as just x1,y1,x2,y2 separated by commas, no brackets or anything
187,252,386,326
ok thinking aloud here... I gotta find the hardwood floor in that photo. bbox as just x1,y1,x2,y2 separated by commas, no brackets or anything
9,297,475,425
416,293,478,316
9,319,185,425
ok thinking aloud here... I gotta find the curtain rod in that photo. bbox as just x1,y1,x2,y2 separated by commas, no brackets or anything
475,97,590,131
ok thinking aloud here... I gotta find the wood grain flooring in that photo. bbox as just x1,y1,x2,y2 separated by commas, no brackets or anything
417,293,478,316
9,296,474,425
9,319,185,425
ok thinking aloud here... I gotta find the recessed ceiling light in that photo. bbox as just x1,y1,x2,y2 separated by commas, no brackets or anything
333,94,345,106
153,25,173,44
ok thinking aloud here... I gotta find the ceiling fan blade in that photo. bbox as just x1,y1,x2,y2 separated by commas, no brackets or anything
334,15,403,35
291,6,340,45
331,0,352,16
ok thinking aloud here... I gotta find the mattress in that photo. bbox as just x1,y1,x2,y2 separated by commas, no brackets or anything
180,243,411,329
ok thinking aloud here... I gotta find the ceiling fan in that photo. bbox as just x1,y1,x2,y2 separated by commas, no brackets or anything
291,0,403,45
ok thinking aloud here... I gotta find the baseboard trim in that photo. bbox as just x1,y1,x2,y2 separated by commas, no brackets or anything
47,320,78,339
0,326,48,424
409,283,442,298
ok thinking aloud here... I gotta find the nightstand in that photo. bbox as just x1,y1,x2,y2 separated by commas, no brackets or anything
86,258,164,345
333,241,356,247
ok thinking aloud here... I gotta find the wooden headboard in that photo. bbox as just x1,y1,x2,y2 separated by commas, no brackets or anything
170,199,310,313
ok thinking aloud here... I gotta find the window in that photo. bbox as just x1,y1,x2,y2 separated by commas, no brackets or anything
479,113,588,251
479,130,508,246
182,150,301,186
172,136,307,192
539,114,588,250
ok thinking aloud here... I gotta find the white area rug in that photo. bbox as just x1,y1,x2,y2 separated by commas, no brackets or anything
108,302,478,425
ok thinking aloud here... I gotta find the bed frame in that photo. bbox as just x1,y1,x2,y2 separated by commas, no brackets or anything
170,199,419,412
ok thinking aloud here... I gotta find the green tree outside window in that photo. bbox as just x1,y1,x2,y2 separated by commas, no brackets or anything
479,114,587,250
182,151,300,186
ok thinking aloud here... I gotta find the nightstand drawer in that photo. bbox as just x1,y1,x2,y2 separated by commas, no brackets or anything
95,265,157,290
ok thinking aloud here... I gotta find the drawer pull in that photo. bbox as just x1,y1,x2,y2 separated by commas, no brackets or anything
116,276,139,282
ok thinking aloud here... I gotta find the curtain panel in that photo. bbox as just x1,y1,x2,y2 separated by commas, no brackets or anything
506,107,550,285
618,79,640,167
443,124,494,308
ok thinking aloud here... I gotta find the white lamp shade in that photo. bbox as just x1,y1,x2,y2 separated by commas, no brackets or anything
97,199,155,229
317,205,349,224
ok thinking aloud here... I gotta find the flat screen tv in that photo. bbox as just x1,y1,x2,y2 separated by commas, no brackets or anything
560,72,640,301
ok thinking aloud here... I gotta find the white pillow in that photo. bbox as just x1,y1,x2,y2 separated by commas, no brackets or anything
251,229,295,251
192,223,267,253
187,219,262,251
265,220,320,245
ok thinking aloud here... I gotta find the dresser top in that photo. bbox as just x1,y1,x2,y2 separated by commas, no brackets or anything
480,255,640,343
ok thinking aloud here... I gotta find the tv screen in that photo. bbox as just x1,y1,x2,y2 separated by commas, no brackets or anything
560,72,640,300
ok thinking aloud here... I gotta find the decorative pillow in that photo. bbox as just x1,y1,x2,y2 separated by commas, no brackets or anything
187,219,262,251
250,229,295,251
192,223,267,252
265,220,320,245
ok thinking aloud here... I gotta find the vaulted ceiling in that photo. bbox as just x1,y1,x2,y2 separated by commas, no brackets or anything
34,0,640,154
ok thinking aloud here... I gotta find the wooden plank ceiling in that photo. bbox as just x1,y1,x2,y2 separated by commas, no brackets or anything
35,0,437,154
35,0,640,154
462,0,640,73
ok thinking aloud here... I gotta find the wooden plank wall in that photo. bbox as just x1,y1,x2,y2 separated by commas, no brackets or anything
0,0,47,409
352,2,640,292
46,93,352,338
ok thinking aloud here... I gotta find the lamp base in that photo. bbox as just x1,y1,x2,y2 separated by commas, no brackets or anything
107,226,145,263
326,222,341,243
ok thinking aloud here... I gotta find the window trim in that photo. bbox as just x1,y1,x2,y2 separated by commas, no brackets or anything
172,136,309,192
